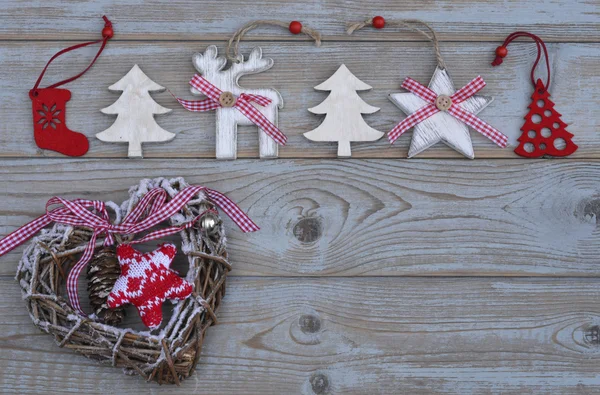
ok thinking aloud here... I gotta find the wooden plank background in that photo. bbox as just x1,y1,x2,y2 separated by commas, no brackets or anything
1,1,599,393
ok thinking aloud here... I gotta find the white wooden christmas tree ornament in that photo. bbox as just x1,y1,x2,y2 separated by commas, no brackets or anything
304,64,384,157
191,45,283,159
96,64,175,158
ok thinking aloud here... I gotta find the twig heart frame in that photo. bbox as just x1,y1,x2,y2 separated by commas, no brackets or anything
16,177,229,385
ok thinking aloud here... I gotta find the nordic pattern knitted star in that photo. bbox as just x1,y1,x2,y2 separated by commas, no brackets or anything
107,243,193,329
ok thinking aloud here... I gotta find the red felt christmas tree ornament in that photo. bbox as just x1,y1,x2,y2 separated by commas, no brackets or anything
492,32,577,158
30,16,113,157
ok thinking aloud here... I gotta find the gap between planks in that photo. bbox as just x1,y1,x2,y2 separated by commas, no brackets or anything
2,37,599,43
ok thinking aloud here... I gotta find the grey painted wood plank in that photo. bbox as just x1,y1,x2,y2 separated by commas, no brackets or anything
1,276,599,394
1,0,599,42
0,158,598,277
1,41,598,159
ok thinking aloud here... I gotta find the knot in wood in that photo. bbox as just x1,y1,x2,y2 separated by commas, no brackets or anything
583,198,600,224
293,217,323,244
435,94,452,111
299,314,321,334
310,373,330,394
585,325,600,346
219,91,236,107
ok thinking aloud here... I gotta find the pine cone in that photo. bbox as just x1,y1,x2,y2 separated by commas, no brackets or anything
87,248,125,326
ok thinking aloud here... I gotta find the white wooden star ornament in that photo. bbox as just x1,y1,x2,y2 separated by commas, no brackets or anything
344,17,508,159
388,66,508,159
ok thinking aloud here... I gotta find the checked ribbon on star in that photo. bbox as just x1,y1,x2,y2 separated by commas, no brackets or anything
388,68,508,159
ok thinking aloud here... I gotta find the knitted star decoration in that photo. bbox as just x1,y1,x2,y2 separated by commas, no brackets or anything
107,243,193,329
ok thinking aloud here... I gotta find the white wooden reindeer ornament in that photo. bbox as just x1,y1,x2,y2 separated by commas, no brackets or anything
96,65,175,158
191,45,283,159
304,64,383,157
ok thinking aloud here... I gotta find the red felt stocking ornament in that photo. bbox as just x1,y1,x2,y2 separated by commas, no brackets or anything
30,16,113,157
492,32,577,158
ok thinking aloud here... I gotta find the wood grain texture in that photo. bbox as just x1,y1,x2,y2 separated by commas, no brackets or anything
2,276,600,394
2,41,599,159
1,0,600,42
0,158,598,277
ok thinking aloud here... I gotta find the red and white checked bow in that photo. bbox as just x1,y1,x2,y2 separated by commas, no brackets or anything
0,186,258,315
388,76,508,147
176,74,287,146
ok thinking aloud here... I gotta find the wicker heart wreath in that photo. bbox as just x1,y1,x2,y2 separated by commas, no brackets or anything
1,177,258,385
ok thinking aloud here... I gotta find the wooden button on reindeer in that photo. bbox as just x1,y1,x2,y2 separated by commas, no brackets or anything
219,91,236,107
174,20,321,159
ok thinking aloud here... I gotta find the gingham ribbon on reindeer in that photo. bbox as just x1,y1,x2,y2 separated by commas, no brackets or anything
176,74,287,146
0,185,259,315
388,75,508,147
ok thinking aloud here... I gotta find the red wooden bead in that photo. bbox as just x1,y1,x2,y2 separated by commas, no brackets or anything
102,26,114,39
495,46,508,58
372,16,385,29
289,21,302,35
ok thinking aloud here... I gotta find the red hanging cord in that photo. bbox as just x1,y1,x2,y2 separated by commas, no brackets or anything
491,31,550,91
32,16,113,96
